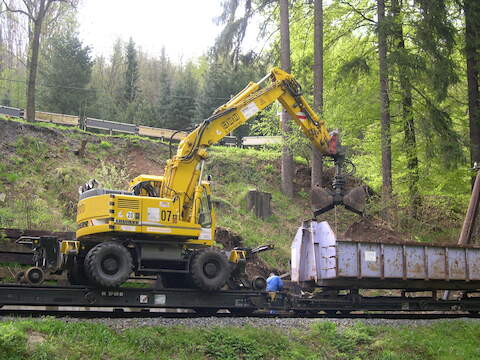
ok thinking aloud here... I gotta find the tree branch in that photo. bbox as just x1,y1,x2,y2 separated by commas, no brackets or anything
339,0,376,24
2,0,33,20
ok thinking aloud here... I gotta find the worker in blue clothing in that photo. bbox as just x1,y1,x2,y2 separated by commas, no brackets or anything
266,272,283,314
266,272,284,292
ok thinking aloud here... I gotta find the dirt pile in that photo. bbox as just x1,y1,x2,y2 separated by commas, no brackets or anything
215,226,276,277
342,218,406,243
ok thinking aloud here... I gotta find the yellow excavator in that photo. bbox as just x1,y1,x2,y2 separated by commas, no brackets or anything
20,68,365,290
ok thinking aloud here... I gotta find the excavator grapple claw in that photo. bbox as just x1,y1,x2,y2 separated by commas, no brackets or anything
311,152,367,217
311,185,366,216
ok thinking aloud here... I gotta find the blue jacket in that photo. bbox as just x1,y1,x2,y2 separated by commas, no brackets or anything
266,275,283,292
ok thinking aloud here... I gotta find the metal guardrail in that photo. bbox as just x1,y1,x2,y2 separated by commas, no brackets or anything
84,117,138,134
138,125,188,140
0,105,280,147
36,111,79,126
0,105,24,118
242,136,282,146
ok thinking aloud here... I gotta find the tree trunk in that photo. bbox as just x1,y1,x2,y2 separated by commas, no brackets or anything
279,0,294,197
245,190,272,220
311,0,324,189
377,0,392,201
465,0,480,172
391,0,421,219
26,0,47,122
26,18,42,122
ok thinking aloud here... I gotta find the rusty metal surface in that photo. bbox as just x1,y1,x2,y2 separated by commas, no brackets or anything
291,221,480,288
0,228,75,241
0,251,34,265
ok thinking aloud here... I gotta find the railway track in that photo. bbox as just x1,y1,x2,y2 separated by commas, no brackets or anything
0,307,478,320
1,283,480,319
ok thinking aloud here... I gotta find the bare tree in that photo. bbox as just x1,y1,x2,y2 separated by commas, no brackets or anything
279,0,294,198
377,0,392,200
2,0,76,121
311,0,323,190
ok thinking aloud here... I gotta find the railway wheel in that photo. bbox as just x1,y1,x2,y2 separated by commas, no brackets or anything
67,258,90,286
251,276,267,290
85,242,133,287
191,248,230,291
25,267,45,285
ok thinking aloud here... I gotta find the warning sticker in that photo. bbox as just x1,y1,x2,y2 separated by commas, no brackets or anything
155,294,166,305
121,225,136,232
148,207,160,222
241,102,259,119
364,251,377,262
296,112,307,121
146,227,172,233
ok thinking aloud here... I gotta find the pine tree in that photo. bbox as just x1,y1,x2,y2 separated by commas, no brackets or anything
311,0,324,190
464,0,480,169
124,38,139,104
168,62,198,130
156,47,173,128
38,32,93,115
280,0,294,198
377,0,392,200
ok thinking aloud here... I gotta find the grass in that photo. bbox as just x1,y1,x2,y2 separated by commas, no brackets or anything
0,318,479,360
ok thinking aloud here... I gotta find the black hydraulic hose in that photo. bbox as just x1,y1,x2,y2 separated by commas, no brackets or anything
169,127,195,159
177,108,237,162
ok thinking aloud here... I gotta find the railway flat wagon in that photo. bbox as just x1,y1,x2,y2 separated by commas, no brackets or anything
292,221,480,290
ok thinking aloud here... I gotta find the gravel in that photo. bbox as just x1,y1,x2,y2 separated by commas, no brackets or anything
2,315,479,332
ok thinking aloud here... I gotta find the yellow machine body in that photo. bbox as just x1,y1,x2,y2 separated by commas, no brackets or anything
77,179,215,246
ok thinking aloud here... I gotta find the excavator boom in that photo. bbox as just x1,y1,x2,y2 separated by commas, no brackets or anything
159,67,356,224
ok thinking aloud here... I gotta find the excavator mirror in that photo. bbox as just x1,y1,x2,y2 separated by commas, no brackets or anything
207,175,212,181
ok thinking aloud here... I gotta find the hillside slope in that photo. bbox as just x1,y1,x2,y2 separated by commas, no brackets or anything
0,117,467,271
0,117,361,269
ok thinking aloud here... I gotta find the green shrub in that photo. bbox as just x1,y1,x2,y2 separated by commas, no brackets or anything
100,140,113,149
0,323,26,360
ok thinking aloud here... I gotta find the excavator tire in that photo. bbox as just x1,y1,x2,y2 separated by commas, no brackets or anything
190,248,230,291
85,242,133,288
67,258,90,286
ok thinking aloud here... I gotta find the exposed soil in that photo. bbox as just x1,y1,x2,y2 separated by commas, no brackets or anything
342,218,406,243
125,147,165,178
215,226,276,277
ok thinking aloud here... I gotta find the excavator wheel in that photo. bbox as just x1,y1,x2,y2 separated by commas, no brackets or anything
190,248,230,291
67,258,90,286
85,242,133,288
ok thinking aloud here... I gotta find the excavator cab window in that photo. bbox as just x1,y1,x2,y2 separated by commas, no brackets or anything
198,191,212,228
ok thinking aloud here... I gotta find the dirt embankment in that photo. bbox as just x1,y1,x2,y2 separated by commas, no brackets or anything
342,219,406,243
215,227,278,277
